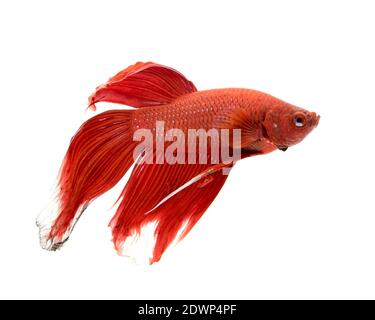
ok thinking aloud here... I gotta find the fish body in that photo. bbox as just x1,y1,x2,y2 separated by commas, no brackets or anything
37,62,319,263
134,88,265,131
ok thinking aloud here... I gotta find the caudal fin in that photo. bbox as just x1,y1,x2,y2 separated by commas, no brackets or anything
38,61,199,255
37,110,136,250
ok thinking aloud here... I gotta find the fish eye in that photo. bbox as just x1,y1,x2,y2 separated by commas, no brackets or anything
293,114,306,127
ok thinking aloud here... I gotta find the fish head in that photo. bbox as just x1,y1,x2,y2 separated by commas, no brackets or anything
263,103,320,150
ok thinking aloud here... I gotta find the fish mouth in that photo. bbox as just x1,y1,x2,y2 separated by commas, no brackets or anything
310,112,320,127
277,146,288,152
316,114,320,126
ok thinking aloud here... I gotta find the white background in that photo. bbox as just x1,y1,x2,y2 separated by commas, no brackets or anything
1,0,374,299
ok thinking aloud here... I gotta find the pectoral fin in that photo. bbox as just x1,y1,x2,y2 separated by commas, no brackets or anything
217,108,261,149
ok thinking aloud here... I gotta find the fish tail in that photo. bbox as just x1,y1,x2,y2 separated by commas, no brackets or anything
38,60,198,254
37,109,137,250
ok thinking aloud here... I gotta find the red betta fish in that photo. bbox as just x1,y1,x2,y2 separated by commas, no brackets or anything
37,61,319,264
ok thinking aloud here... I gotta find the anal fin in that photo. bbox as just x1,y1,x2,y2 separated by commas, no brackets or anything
109,160,231,264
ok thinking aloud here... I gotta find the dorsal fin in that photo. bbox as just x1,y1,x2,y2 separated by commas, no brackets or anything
88,62,197,110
